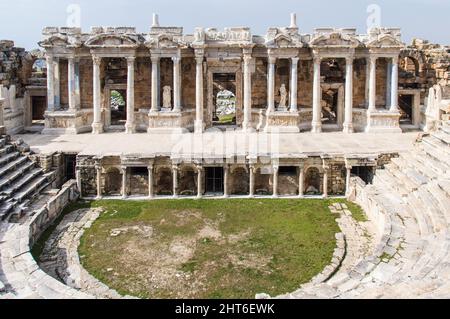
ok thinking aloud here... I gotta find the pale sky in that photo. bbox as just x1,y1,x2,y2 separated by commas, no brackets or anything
1,0,449,50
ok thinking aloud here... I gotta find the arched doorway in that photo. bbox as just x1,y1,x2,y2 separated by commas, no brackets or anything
304,167,322,195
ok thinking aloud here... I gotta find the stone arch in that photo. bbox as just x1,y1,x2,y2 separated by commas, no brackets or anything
104,167,122,196
155,166,173,196
304,166,323,195
179,166,197,196
400,49,426,75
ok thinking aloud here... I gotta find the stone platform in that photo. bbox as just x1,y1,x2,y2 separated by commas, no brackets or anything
14,131,418,157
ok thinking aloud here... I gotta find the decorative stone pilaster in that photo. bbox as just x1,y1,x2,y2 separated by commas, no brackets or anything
343,56,354,133
272,165,279,198
249,164,255,198
121,166,127,199
46,54,55,112
267,56,276,114
223,165,229,198
95,164,102,200
195,53,204,134
148,165,154,198
125,56,136,134
298,166,304,198
242,52,253,132
323,166,329,199
172,165,179,198
311,55,322,133
92,56,103,134
196,165,203,198
390,56,399,112
75,167,82,196
68,57,76,111
150,55,160,113
368,56,377,112
345,165,352,196
172,56,181,112
290,57,299,113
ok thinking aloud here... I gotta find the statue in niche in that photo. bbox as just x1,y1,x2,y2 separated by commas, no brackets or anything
278,84,288,110
162,85,172,110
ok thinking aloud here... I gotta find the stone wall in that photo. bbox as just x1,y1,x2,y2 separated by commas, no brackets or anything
29,180,79,246
79,58,93,109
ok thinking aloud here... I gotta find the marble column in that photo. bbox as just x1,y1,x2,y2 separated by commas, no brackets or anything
272,165,279,198
75,59,81,109
172,56,181,112
46,54,55,112
267,56,276,113
298,166,304,198
368,56,377,112
125,57,136,134
172,165,178,198
343,56,354,133
54,58,60,109
365,59,370,107
148,165,154,198
68,57,76,111
96,165,102,199
386,60,392,108
346,165,352,196
195,55,204,134
242,54,252,132
151,56,160,112
390,56,399,112
92,56,103,134
311,56,322,133
196,165,203,198
322,167,329,198
223,165,229,198
249,165,255,197
290,57,299,112
121,166,127,199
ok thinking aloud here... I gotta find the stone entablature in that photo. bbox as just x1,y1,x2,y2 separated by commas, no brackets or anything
39,14,409,135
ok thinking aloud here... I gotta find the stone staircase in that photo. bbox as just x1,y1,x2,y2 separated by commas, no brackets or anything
281,123,450,299
0,135,55,222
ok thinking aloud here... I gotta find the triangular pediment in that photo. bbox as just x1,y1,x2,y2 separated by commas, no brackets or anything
85,34,139,48
367,34,404,48
39,35,70,48
311,33,359,47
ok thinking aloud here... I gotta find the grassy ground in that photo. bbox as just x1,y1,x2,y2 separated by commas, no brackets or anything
75,199,361,299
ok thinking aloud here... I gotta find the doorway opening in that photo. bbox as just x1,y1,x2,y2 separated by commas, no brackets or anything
352,166,374,184
399,94,413,125
205,167,224,194
64,154,77,183
31,96,46,125
322,89,338,125
110,89,127,126
212,73,236,126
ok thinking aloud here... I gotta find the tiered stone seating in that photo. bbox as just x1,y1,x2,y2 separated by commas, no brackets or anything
0,135,54,221
280,124,450,299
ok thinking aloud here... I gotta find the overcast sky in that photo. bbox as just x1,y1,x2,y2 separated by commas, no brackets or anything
1,0,449,50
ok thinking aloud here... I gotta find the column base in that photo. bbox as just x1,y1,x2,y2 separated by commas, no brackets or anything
125,122,135,134
311,122,322,133
343,123,354,133
194,120,204,134
92,122,104,134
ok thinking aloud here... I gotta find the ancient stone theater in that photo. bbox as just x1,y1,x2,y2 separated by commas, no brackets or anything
0,13,449,298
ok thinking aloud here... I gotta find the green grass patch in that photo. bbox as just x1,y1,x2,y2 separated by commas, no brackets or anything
77,199,351,299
